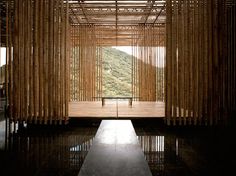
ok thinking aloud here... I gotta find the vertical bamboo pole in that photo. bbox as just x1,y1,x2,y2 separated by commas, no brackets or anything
193,0,199,125
54,0,59,122
183,0,187,125
29,0,33,122
172,0,177,125
188,0,193,124
44,0,49,124
177,0,183,124
208,0,213,125
65,0,69,121
24,0,29,121
13,0,19,121
203,0,209,125
60,0,65,124
166,0,172,125
8,0,13,120
38,0,43,123
18,0,23,122
198,0,204,125
6,0,9,120
48,0,54,124
33,0,39,123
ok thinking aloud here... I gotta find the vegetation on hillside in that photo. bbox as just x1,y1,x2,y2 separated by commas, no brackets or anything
102,47,165,100
102,47,132,97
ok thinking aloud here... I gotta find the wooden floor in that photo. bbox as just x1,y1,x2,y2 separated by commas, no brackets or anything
69,101,165,118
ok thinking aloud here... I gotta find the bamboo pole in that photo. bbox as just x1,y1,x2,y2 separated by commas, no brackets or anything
208,0,213,125
177,0,183,124
193,0,199,125
172,0,177,125
44,0,49,123
188,0,193,124
166,0,172,125
29,0,33,122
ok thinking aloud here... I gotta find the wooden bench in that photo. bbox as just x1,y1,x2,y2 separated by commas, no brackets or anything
101,97,133,106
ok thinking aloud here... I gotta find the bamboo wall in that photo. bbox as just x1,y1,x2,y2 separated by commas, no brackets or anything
70,25,103,101
165,0,236,125
132,25,165,101
2,0,235,126
6,0,71,125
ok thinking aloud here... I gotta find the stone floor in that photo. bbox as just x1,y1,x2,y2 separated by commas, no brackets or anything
0,118,235,176
78,120,152,176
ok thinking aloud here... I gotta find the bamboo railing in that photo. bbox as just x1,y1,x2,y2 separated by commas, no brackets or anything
165,0,236,125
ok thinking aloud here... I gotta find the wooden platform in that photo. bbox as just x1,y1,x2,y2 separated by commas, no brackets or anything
69,101,165,118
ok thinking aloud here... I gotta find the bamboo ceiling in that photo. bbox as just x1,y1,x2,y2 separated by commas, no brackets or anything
68,0,166,46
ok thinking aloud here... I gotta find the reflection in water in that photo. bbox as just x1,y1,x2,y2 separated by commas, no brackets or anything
0,124,97,176
0,119,234,176
138,136,164,152
135,127,195,176
0,119,5,149
70,138,94,152
138,136,165,175
176,138,179,156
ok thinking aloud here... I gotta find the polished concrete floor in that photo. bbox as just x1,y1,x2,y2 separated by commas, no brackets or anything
0,117,235,176
78,120,152,176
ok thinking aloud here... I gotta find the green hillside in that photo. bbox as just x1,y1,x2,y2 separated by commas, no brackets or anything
102,47,132,97
102,47,165,100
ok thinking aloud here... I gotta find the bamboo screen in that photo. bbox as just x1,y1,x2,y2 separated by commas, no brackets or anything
70,25,102,101
2,0,235,126
132,24,165,101
165,0,236,125
70,24,165,102
5,0,71,125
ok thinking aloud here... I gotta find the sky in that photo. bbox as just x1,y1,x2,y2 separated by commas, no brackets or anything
112,46,165,67
112,46,133,56
0,48,6,66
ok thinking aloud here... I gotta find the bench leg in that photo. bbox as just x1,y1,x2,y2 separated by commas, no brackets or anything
129,99,132,106
102,99,105,106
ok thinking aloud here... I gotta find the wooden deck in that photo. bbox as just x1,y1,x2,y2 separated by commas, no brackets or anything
69,101,165,118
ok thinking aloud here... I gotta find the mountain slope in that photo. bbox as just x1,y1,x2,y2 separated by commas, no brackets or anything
102,47,132,96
